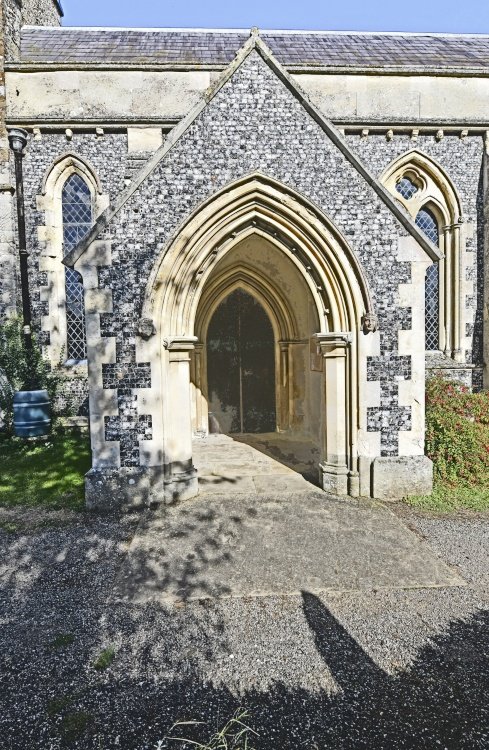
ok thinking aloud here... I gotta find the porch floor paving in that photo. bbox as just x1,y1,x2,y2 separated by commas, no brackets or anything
113,435,464,604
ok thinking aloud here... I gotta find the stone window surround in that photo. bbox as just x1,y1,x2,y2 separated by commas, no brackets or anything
37,152,109,373
381,149,469,363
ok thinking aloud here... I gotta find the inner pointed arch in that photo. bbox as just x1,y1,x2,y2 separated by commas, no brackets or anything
143,173,372,339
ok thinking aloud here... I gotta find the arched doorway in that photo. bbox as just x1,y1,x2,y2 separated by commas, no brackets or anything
139,175,374,500
207,288,276,434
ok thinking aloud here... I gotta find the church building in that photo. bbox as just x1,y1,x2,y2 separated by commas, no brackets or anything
0,0,488,508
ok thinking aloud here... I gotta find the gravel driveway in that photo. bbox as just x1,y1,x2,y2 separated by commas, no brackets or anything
0,504,488,749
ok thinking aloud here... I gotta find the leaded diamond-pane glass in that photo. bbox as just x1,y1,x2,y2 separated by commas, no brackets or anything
416,207,440,350
416,207,439,245
62,174,92,360
395,176,419,200
62,174,92,233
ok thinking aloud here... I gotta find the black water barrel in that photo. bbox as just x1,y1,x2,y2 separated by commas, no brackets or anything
13,390,51,438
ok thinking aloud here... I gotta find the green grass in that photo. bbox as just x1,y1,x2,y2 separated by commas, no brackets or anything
406,482,489,513
93,646,116,671
50,633,75,650
47,695,74,717
0,520,20,533
59,711,92,741
0,431,90,511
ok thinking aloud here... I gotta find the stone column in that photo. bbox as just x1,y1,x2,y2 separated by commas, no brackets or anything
441,225,450,355
164,336,199,502
452,221,464,362
315,333,351,495
190,342,208,435
277,341,290,432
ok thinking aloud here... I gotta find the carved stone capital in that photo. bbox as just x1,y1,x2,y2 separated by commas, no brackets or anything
314,332,351,358
163,336,198,352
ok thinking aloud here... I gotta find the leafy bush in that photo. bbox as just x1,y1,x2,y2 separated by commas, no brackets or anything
425,375,489,488
0,315,79,431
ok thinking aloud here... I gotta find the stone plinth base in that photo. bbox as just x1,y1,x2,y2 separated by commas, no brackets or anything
85,465,199,512
319,462,349,495
372,455,433,501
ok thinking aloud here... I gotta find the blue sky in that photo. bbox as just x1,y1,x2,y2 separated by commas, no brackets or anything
61,0,489,34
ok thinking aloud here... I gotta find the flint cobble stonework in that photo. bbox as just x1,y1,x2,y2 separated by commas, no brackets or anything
349,132,484,384
90,51,420,465
18,131,129,413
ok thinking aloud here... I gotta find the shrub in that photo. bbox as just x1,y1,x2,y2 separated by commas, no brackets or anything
425,375,489,488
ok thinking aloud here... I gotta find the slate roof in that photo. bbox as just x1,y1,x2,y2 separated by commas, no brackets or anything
19,27,489,69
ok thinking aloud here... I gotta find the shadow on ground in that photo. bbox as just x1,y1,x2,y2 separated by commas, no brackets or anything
0,511,487,749
232,432,321,485
82,597,488,750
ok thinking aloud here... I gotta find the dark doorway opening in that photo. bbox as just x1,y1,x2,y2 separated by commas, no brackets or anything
207,288,276,434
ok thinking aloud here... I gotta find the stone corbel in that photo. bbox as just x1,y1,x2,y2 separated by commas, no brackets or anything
137,317,156,340
314,332,351,358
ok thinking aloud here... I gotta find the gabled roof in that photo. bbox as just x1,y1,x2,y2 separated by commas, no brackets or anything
21,26,489,70
63,30,442,269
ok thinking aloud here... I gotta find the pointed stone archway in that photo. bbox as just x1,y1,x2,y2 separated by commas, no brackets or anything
139,173,375,501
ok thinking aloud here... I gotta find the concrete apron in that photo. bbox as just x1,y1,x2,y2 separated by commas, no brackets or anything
113,435,465,604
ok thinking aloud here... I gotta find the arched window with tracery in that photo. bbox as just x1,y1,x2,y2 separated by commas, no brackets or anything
62,174,92,360
382,151,464,360
415,207,440,350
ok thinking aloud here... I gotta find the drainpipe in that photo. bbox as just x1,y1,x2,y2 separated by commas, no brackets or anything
8,127,35,387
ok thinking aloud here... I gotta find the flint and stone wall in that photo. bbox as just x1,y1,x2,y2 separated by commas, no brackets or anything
0,31,485,503
81,51,428,477
17,131,129,413
349,132,485,389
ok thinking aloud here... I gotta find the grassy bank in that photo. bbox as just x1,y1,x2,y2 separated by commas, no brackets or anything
406,484,489,513
0,431,90,512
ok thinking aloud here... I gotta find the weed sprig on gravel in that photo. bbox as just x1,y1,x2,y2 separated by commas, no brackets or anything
167,708,258,749
93,646,116,671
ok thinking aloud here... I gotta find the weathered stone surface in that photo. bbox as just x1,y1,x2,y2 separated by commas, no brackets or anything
372,455,434,501
113,488,463,604
85,465,198,511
